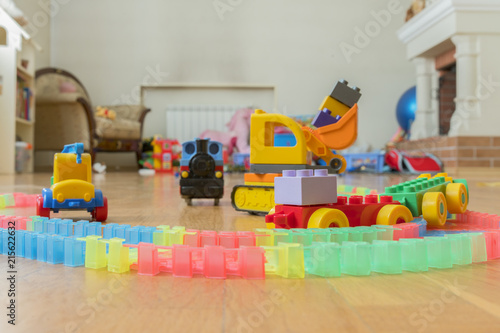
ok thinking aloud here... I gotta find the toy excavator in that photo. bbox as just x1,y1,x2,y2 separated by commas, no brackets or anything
231,80,361,214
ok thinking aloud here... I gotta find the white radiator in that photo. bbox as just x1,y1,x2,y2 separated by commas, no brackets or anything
165,104,248,143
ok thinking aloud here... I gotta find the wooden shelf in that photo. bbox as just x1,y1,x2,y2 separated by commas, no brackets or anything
17,66,33,80
16,117,33,125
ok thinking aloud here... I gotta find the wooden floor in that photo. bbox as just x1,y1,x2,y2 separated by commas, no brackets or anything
1,169,500,333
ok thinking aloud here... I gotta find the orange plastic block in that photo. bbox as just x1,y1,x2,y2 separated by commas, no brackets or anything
244,173,281,184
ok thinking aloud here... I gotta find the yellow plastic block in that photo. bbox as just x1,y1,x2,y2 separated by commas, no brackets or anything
156,226,186,246
255,228,275,246
318,96,350,117
263,243,305,278
249,109,307,165
244,181,275,187
78,235,107,269
106,238,130,273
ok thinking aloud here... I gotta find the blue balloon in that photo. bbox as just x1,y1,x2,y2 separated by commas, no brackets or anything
396,86,416,132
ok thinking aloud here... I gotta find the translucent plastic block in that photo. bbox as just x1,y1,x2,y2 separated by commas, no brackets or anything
37,234,47,262
58,219,75,236
273,229,293,245
47,235,65,264
484,231,500,260
446,234,472,265
107,238,130,273
164,226,186,246
306,242,341,277
309,229,331,243
371,225,395,241
15,230,25,257
346,228,364,242
400,238,428,272
239,247,265,279
87,222,102,236
236,231,256,247
392,223,419,240
80,235,107,269
183,229,200,247
263,243,305,278
33,218,45,233
254,229,274,247
371,240,402,274
1,230,7,255
135,242,160,276
467,233,487,263
172,244,193,277
153,230,165,246
330,229,349,244
204,246,226,279
103,223,119,239
291,229,313,246
114,224,131,240
24,232,38,260
47,220,58,235
125,226,142,244
411,217,427,237
424,237,453,269
64,237,85,267
74,220,90,237
341,242,371,276
218,232,238,248
200,230,218,247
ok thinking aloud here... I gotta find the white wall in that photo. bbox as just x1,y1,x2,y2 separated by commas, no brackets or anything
48,0,415,150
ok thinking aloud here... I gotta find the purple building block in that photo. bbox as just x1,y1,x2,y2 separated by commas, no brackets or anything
274,169,337,206
312,109,341,128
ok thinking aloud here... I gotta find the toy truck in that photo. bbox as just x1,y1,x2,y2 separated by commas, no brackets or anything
36,143,108,221
265,171,468,229
232,80,361,215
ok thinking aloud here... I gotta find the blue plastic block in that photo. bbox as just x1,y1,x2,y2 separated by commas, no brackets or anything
87,222,102,236
140,227,156,243
0,230,3,254
33,218,45,233
1,230,8,255
103,223,119,239
341,241,371,276
37,234,48,262
74,220,90,237
15,230,25,257
47,236,65,264
424,230,446,237
114,225,131,239
64,237,85,267
125,226,143,244
24,233,38,260
371,240,402,274
58,219,75,236
47,219,58,234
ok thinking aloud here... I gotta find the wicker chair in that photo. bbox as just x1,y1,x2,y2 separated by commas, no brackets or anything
34,68,150,166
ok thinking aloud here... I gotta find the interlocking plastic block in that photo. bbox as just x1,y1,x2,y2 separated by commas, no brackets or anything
371,240,402,274
200,230,218,246
15,230,25,257
456,211,500,229
64,237,85,267
411,217,427,237
312,109,341,128
467,233,487,263
103,223,119,239
341,242,371,276
328,80,362,108
46,219,59,235
79,235,107,269
218,232,238,248
400,238,428,272
0,194,15,208
125,226,143,244
263,243,305,278
392,223,419,240
484,230,500,260
291,229,314,246
446,234,472,265
1,229,8,255
13,193,37,207
203,245,226,279
58,219,75,236
114,224,131,239
309,229,331,243
254,229,274,247
47,235,65,264
305,242,341,277
37,234,47,262
275,169,337,206
236,246,266,279
424,237,453,269
140,227,156,243
329,229,349,244
106,238,130,273
74,220,90,237
24,232,38,259
371,225,395,241
87,222,102,236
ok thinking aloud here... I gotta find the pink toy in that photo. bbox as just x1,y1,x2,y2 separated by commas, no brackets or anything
200,108,253,155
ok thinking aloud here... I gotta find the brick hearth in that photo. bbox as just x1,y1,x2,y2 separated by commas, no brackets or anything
395,136,500,168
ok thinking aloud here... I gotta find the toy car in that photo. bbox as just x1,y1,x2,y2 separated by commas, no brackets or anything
36,143,108,221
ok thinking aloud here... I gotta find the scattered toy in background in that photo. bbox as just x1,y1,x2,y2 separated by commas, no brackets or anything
200,108,253,155
36,143,108,222
180,138,224,206
92,162,107,174
231,80,361,215
0,193,37,209
151,136,181,173
95,106,116,120
385,149,442,173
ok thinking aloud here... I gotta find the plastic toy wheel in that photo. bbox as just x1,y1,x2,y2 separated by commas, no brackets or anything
422,192,447,227
36,195,50,218
445,183,468,214
329,158,343,173
376,204,413,225
307,208,349,228
93,197,108,222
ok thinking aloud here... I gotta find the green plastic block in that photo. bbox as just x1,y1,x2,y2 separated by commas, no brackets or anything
305,242,341,277
291,229,313,246
79,235,107,269
106,238,130,273
424,237,453,269
254,229,274,247
263,243,305,278
446,234,472,265
467,233,487,263
330,229,349,244
341,241,371,276
273,229,293,245
400,238,428,272
309,229,331,243
0,194,15,208
372,225,396,241
371,240,402,274
382,176,448,217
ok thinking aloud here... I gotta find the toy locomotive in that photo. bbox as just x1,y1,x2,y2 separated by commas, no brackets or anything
180,138,224,205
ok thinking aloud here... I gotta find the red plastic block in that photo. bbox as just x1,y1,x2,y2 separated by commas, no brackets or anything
392,223,419,240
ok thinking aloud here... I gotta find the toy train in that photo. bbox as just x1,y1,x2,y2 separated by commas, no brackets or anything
180,138,224,205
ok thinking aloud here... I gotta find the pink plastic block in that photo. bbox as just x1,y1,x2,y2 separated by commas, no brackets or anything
184,229,200,247
13,193,37,207
219,231,237,248
484,230,500,260
392,223,419,240
127,243,160,276
172,244,193,277
200,230,217,246
274,169,337,206
236,231,256,247
239,246,266,279
204,246,226,279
